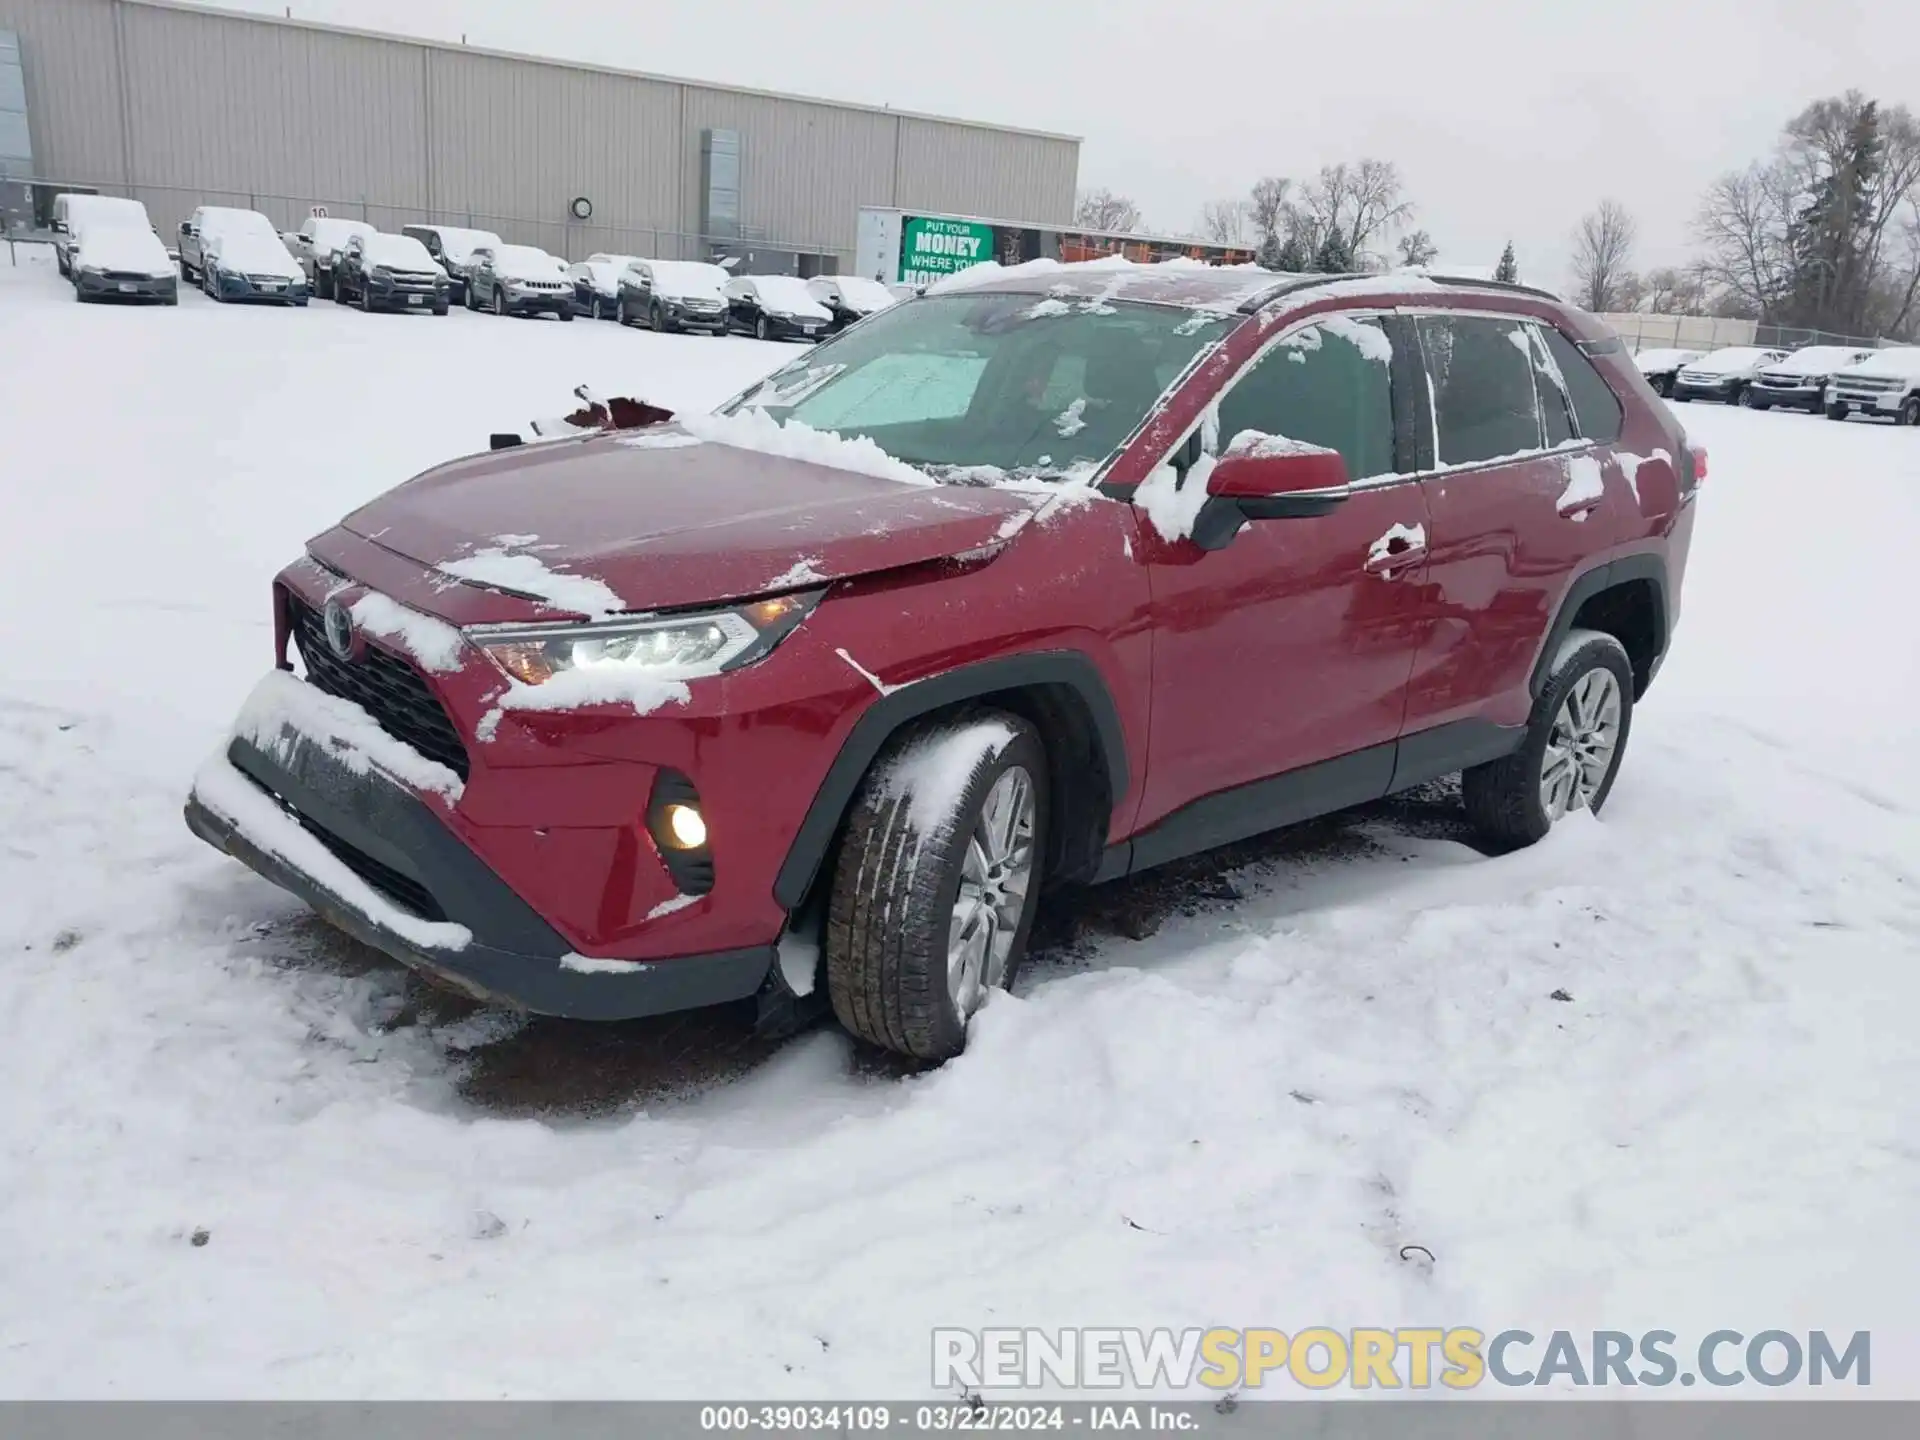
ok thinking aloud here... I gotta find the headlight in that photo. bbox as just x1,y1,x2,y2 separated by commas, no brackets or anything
79,264,106,277
372,265,393,280
474,592,819,687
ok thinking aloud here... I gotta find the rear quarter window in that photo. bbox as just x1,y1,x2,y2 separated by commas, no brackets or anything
1541,327,1624,443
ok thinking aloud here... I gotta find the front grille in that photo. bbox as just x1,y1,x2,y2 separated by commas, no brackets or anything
299,814,445,920
102,270,156,283
1758,372,1811,387
287,592,471,781
1835,375,1899,393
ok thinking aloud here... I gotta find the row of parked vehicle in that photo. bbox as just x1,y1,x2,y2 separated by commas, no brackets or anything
48,193,911,340
1634,343,1920,425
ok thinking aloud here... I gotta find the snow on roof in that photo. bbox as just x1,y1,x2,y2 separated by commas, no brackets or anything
926,256,1286,312
1767,346,1874,375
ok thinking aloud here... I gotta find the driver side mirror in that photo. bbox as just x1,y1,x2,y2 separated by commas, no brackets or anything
1190,445,1352,551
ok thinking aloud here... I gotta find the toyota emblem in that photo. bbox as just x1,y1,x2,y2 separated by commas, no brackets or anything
322,598,355,660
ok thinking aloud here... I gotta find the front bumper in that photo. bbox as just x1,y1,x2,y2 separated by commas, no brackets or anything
1747,381,1823,409
367,280,449,311
502,289,572,315
212,271,307,304
1828,387,1908,415
765,314,828,341
75,269,176,301
185,729,773,1020
1670,378,1739,402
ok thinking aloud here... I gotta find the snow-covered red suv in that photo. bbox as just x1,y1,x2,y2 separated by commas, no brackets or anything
186,263,1700,1061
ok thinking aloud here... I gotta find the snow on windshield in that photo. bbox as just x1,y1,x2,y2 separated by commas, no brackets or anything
1840,347,1920,378
434,228,501,263
836,277,897,310
364,235,437,270
753,276,828,312
210,230,301,275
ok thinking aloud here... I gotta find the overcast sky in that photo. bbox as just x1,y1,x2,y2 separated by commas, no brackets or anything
201,0,1908,284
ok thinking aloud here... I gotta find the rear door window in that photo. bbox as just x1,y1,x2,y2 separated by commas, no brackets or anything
1417,315,1544,466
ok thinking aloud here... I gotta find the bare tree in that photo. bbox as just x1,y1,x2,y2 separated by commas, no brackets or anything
1640,266,1711,315
1293,161,1415,268
1246,177,1291,251
1693,161,1799,319
1074,188,1143,233
1396,229,1438,267
1569,200,1637,311
1197,198,1252,246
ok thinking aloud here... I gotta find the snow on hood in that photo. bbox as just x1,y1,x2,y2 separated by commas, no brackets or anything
577,260,624,291
833,277,898,312
206,230,302,279
1840,346,1920,380
74,226,173,278
306,219,374,256
339,433,1045,618
749,276,833,319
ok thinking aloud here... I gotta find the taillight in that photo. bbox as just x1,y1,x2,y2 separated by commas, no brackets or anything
1693,446,1708,485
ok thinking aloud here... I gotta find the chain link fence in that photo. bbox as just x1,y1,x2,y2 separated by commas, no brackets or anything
2,175,858,273
1599,310,1892,354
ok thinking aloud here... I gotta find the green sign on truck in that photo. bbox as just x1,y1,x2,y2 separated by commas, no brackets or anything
899,216,996,287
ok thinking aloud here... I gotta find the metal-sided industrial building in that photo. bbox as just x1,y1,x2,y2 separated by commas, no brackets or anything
0,0,1079,272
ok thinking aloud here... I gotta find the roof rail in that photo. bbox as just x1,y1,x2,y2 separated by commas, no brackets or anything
1236,270,1567,313
1426,274,1566,304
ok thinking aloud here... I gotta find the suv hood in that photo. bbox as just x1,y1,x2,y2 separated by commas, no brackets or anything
338,431,1043,618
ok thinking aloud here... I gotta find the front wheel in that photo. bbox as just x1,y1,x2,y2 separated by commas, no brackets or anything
493,290,505,317
650,302,666,333
558,308,573,322
755,315,771,341
1826,404,1849,421
827,713,1047,1062
1901,396,1920,427
1463,630,1634,851
1651,376,1672,398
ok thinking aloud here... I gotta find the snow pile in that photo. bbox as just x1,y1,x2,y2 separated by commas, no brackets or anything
558,951,643,974
1223,430,1338,460
440,545,625,619
1556,455,1606,518
616,429,703,450
233,669,464,802
481,671,692,730
926,254,1134,295
1133,409,1220,543
874,717,1020,835
777,925,820,997
678,408,930,487
348,593,466,673
766,557,828,589
188,750,473,953
1053,399,1087,436
1320,314,1393,364
1615,447,1670,505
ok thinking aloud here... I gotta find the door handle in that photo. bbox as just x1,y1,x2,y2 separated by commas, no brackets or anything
1364,524,1428,576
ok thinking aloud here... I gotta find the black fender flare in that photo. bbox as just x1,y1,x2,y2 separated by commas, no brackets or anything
1530,551,1671,700
772,650,1130,910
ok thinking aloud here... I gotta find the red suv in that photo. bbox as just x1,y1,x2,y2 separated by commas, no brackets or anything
186,264,1699,1061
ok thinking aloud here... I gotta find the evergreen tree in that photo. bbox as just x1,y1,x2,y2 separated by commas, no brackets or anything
1274,232,1312,272
1311,225,1353,273
1494,241,1519,284
1785,99,1882,332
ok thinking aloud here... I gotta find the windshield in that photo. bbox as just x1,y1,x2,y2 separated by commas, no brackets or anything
365,235,435,269
1772,347,1862,374
1851,347,1920,377
310,219,373,250
435,228,501,262
1691,348,1770,370
650,261,728,299
494,244,559,274
724,293,1230,478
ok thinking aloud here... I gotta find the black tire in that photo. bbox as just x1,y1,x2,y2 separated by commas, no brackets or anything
559,308,573,322
1651,376,1671,398
359,285,372,313
1728,383,1747,407
316,269,333,301
650,302,666,333
464,283,477,311
826,713,1048,1062
617,296,630,326
493,289,506,317
162,291,178,307
1826,404,1848,421
1902,396,1920,428
1463,629,1634,852
755,315,771,341
1739,386,1763,409
433,303,448,316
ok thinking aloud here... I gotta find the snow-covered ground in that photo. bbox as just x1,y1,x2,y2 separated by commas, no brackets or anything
2,248,1916,1397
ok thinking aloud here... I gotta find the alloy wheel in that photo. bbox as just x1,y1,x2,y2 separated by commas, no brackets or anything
945,765,1037,1020
1540,669,1623,820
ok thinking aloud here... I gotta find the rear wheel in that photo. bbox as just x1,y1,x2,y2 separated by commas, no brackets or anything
591,297,605,320
558,307,573,322
1463,630,1634,851
826,714,1047,1062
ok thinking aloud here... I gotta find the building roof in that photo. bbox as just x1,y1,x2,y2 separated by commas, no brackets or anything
139,0,1083,144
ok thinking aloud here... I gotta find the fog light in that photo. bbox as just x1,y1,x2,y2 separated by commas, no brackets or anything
662,802,707,850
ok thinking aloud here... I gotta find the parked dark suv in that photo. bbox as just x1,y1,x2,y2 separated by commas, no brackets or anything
186,265,1698,1062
